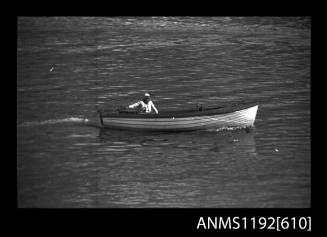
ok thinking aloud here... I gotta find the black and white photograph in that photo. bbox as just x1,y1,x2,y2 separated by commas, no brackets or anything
17,16,310,209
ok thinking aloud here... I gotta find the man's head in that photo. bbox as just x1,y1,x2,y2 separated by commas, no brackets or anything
143,93,151,103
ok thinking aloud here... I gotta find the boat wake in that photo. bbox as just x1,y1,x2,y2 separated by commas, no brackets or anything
18,117,90,127
213,125,252,132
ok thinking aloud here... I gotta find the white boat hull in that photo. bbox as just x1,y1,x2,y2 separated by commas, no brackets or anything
100,105,258,132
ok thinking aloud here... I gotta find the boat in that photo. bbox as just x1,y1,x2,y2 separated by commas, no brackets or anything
97,102,258,132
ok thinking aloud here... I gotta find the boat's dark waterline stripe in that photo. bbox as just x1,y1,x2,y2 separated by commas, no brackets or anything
103,119,252,131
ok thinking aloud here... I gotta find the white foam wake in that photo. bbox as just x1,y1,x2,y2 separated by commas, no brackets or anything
18,117,89,127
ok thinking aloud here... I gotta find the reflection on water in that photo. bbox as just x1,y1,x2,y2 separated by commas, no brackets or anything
61,129,258,207
97,128,257,158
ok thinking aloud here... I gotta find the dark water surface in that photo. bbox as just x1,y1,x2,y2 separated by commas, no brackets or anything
17,17,310,207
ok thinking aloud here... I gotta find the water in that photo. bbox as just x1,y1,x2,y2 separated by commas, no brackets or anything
17,17,310,208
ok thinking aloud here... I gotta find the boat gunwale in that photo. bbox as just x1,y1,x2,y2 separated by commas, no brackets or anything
100,102,258,119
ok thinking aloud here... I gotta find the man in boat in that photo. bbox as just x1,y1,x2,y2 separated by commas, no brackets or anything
126,93,159,114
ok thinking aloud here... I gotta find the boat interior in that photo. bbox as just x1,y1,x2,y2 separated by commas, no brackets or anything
99,101,258,118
